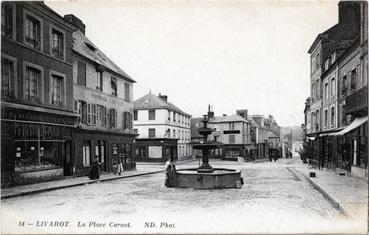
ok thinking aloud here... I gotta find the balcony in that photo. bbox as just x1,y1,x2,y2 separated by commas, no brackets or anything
345,86,368,116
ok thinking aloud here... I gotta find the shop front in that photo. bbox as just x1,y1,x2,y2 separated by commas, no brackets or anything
73,129,137,176
135,138,178,162
1,103,77,187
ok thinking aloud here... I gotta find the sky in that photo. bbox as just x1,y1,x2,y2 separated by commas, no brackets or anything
46,0,339,127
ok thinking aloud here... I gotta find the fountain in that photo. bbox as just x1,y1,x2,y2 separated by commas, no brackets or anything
166,109,243,189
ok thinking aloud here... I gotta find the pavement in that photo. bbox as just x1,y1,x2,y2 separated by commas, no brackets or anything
0,159,198,200
293,164,368,220
2,157,368,223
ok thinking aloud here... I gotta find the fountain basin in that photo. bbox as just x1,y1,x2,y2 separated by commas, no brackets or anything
173,168,243,189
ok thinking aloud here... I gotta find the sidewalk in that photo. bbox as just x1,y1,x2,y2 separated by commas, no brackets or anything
1,165,165,200
1,159,197,200
293,165,368,220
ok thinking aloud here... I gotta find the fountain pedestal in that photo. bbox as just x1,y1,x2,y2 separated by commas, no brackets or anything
166,110,243,189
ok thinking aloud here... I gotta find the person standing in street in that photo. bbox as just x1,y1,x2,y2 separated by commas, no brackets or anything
89,156,101,180
117,153,124,175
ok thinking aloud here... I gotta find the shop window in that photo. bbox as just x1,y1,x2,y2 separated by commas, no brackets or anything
25,66,41,103
51,28,64,59
77,61,86,86
25,14,41,50
14,141,63,172
82,141,91,167
1,57,14,98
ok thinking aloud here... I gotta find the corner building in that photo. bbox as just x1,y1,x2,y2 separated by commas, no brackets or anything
1,2,78,186
66,15,137,176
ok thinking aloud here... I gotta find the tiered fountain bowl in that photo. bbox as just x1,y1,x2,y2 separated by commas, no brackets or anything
170,114,243,189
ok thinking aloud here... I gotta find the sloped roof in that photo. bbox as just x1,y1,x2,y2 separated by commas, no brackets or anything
267,131,279,139
133,93,191,117
72,30,135,83
209,114,249,123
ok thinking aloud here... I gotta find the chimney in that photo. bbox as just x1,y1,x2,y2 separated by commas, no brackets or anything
208,104,214,118
236,109,248,119
64,14,86,34
338,1,360,27
158,93,168,102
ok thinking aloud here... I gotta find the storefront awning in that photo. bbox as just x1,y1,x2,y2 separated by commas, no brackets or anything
329,116,368,136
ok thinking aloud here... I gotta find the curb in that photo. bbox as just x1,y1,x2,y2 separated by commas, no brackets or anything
295,169,350,218
1,170,164,200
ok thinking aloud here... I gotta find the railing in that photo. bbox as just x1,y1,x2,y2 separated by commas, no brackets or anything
345,86,368,116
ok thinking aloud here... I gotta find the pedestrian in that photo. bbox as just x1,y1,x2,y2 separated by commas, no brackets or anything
89,156,100,180
117,153,124,175
164,158,176,187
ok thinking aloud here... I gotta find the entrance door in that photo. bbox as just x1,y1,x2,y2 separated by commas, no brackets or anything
63,140,72,176
95,141,107,172
353,139,357,166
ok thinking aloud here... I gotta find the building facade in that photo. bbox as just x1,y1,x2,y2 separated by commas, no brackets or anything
1,2,79,186
133,93,191,162
65,15,137,176
304,1,367,178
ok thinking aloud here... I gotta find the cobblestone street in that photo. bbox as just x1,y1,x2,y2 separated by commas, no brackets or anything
2,158,366,234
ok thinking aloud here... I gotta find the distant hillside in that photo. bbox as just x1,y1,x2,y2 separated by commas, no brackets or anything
281,126,304,141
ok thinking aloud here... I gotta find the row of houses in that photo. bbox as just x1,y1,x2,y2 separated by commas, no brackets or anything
1,1,282,187
1,2,137,186
191,106,281,162
303,1,368,179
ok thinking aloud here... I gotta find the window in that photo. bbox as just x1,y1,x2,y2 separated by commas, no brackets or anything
173,112,176,122
123,111,132,130
229,135,235,144
148,128,156,138
25,14,41,50
124,83,130,101
92,104,97,125
102,106,107,126
342,76,347,94
149,110,155,120
77,61,86,86
1,58,14,97
87,103,91,125
96,71,103,91
133,110,138,121
1,2,13,38
51,74,63,107
133,129,138,134
324,83,328,100
229,122,235,130
109,108,117,128
351,69,357,90
51,29,64,59
25,66,41,103
324,109,328,128
165,129,171,137
331,107,335,127
78,100,87,124
111,77,117,96
97,105,104,126
173,130,176,138
168,110,171,121
82,141,91,167
331,78,335,97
